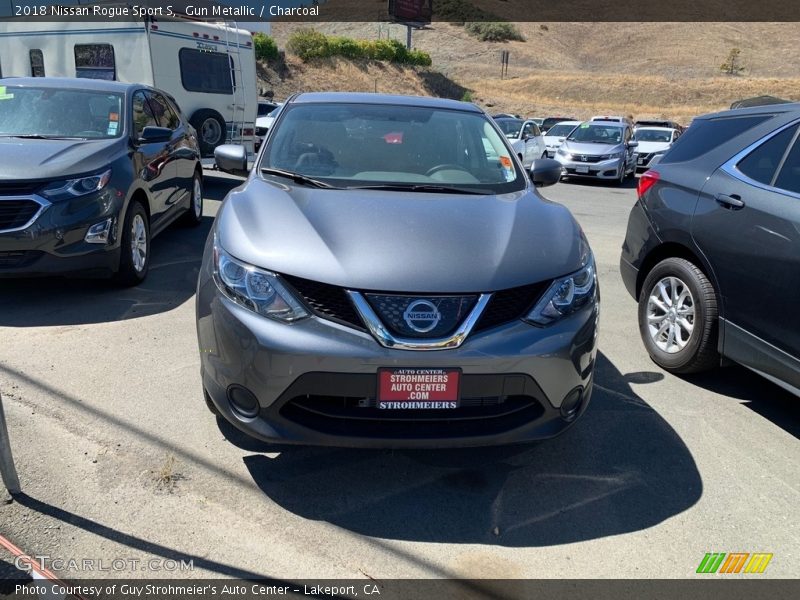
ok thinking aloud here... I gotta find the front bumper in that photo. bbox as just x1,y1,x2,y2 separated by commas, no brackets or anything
0,190,123,277
197,273,599,448
556,155,623,179
635,152,664,171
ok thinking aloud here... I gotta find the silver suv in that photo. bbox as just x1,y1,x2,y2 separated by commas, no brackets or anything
197,93,599,448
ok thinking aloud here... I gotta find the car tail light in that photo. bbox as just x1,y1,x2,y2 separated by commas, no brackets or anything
637,170,660,198
242,128,254,136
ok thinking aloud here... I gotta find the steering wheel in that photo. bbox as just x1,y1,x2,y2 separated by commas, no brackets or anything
425,164,471,176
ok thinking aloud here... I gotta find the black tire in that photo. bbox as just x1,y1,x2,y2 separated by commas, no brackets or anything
189,109,226,157
180,171,203,227
114,200,150,287
204,388,221,417
614,163,625,186
638,257,719,374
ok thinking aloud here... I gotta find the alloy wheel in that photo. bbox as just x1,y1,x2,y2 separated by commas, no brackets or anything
130,214,148,273
646,276,695,353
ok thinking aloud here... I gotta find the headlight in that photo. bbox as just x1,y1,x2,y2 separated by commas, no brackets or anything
600,152,624,160
40,169,111,201
524,259,597,326
556,148,570,158
213,239,309,323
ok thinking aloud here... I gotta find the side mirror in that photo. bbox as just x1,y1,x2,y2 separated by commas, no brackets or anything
628,140,639,148
529,158,563,187
214,144,248,176
558,137,566,143
138,126,172,144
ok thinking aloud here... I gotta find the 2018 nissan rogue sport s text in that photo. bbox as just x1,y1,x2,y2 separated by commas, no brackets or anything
0,78,203,285
197,93,599,448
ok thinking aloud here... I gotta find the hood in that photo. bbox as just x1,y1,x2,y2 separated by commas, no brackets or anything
0,137,122,181
635,141,671,153
217,178,587,293
562,141,623,156
543,135,567,147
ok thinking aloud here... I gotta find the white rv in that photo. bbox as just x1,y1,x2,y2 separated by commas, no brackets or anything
0,18,258,157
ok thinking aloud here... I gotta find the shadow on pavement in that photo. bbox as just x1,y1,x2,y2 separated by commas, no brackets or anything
0,174,239,327
683,365,800,440
240,352,703,547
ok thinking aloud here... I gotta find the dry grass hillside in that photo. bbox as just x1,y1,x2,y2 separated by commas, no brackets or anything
267,22,800,122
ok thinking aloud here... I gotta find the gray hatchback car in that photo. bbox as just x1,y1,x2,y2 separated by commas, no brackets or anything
196,93,599,448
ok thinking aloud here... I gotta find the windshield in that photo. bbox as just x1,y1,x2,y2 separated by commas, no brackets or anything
546,123,578,138
635,129,673,142
257,102,277,117
0,86,124,139
261,103,524,193
568,123,623,144
494,118,523,138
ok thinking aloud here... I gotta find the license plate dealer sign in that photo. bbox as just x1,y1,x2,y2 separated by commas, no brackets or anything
377,368,461,409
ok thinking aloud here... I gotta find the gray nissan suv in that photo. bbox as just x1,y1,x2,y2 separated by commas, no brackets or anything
196,92,599,448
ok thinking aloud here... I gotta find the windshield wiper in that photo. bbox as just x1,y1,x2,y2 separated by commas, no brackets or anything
260,168,336,189
0,134,88,140
347,183,489,195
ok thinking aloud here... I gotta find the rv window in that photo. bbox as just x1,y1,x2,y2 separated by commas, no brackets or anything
75,44,116,81
148,93,180,130
179,48,234,95
29,50,45,77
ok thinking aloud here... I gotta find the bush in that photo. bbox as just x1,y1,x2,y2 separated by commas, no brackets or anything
461,91,474,103
464,22,525,42
328,36,361,59
286,30,432,66
252,33,278,61
287,28,330,61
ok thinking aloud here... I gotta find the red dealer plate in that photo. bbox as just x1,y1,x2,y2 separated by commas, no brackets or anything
377,368,461,409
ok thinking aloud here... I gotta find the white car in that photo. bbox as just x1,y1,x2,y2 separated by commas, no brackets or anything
255,102,284,151
542,120,582,158
633,127,681,171
493,117,546,168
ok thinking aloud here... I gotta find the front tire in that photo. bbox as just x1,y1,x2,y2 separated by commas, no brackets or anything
114,200,150,286
180,171,203,227
638,257,719,374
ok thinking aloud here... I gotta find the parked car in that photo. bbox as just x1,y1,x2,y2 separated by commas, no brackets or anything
634,119,683,132
492,112,520,119
530,117,545,126
493,117,547,167
255,102,283,152
633,127,681,171
555,121,638,185
591,115,633,126
257,99,279,118
199,92,599,448
541,116,576,133
542,120,582,158
0,77,203,285
620,102,800,394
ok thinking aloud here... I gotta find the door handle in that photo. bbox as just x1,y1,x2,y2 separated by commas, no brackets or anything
715,193,745,210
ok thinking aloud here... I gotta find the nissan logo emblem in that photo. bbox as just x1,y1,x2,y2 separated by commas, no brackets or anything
403,299,441,333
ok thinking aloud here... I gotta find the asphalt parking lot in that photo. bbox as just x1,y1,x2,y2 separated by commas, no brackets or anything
0,172,797,580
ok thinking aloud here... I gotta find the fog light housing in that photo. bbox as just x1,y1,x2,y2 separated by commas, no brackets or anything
560,387,584,422
227,385,260,419
85,218,112,244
